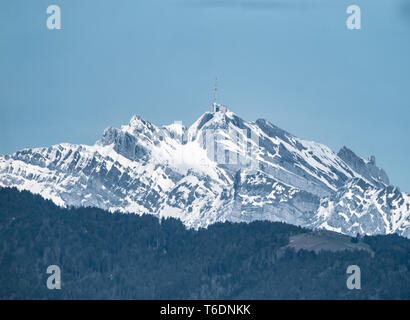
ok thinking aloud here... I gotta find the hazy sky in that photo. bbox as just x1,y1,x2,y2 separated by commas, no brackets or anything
1,0,409,191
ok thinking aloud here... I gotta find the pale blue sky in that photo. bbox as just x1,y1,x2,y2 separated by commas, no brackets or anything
0,0,409,191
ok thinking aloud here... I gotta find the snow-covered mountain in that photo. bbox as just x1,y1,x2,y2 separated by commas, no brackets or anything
1,105,409,237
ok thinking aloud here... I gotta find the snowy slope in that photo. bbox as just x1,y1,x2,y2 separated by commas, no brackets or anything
0,108,409,237
311,178,410,237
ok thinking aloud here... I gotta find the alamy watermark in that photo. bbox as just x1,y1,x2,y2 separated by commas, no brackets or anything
346,5,361,30
346,265,361,290
46,265,61,290
46,5,61,30
45,4,361,31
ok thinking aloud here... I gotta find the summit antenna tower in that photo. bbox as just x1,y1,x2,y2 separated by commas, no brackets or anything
213,77,218,104
210,77,227,113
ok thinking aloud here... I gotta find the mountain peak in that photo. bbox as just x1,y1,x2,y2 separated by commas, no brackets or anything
123,115,157,135
337,146,390,187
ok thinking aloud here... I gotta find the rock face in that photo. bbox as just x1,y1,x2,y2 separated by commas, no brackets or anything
337,147,390,187
0,108,409,237
312,178,410,238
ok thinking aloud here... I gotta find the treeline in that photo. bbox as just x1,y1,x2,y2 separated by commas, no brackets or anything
0,187,409,299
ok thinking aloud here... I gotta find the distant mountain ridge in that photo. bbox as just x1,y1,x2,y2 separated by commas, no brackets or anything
0,106,409,237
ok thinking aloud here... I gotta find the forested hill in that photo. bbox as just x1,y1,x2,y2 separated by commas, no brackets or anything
0,187,409,299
